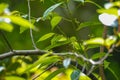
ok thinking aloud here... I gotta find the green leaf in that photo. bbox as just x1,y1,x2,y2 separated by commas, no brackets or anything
77,21,102,31
91,52,106,60
51,16,62,30
83,38,104,45
25,54,60,72
0,22,13,32
71,69,81,80
44,68,65,80
20,27,27,34
97,8,118,16
2,16,34,29
0,3,8,14
63,58,71,68
104,60,110,69
42,2,63,20
37,33,55,42
5,76,25,80
74,0,84,3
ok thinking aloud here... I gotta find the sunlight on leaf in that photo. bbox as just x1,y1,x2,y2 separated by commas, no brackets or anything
83,38,104,45
5,76,25,80
42,2,63,20
2,16,34,29
37,33,55,42
0,22,13,32
51,16,62,30
63,58,71,68
0,3,8,14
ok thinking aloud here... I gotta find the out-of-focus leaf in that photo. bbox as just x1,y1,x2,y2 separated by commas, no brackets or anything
105,36,117,48
71,69,81,80
0,3,8,14
63,58,71,68
114,1,120,7
77,21,102,31
42,2,63,20
91,52,106,60
2,16,34,29
5,76,25,80
45,40,70,50
44,68,65,80
51,16,62,30
74,0,84,3
37,33,55,42
97,8,118,16
104,60,110,69
80,73,91,80
0,22,13,32
20,27,27,34
25,54,60,72
83,38,104,45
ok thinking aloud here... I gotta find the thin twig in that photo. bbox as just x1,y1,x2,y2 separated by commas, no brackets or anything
0,30,13,51
27,0,37,49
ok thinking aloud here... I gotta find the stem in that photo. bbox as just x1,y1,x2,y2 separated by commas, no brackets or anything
0,30,13,51
27,0,37,49
99,26,107,80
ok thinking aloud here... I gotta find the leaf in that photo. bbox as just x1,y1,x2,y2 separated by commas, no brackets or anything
74,0,84,3
0,3,8,14
2,16,34,29
104,60,110,69
91,52,106,60
25,54,60,72
5,76,25,80
83,38,104,45
71,69,81,80
51,16,62,30
63,58,71,68
77,21,102,31
42,2,63,20
20,27,27,34
44,68,65,80
97,8,118,16
105,36,117,48
37,33,55,42
0,22,13,32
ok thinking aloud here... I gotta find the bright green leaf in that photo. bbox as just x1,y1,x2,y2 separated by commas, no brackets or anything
71,69,81,80
44,68,65,80
51,16,62,30
97,8,118,16
37,33,55,42
0,22,13,32
104,60,110,69
0,3,8,14
5,76,25,80
77,21,102,31
83,38,104,45
2,16,34,29
42,2,63,20
105,36,117,48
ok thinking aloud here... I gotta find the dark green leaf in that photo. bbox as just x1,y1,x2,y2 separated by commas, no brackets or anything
44,68,65,80
71,69,81,80
42,2,63,20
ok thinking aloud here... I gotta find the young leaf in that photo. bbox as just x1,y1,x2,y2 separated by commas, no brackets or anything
0,3,8,14
2,16,34,29
77,21,102,31
42,2,63,20
44,68,65,80
83,38,104,45
0,22,13,32
63,58,71,68
37,33,55,42
71,69,81,80
51,16,62,30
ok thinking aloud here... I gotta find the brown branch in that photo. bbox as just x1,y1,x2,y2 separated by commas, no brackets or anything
0,50,47,60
